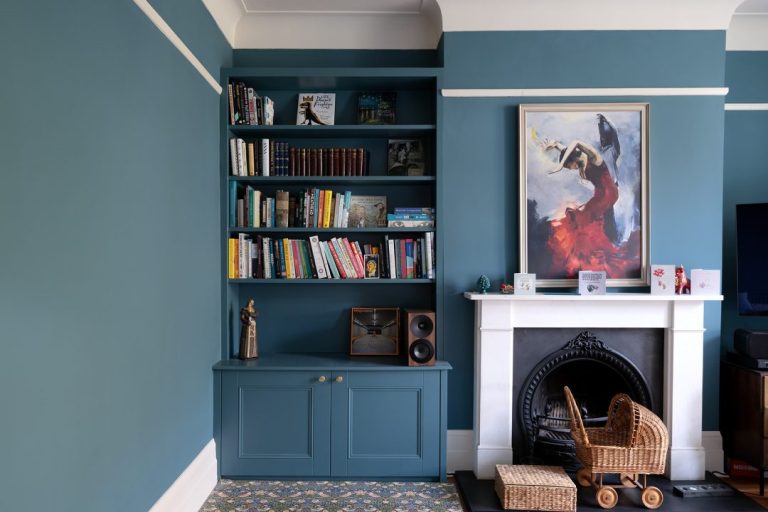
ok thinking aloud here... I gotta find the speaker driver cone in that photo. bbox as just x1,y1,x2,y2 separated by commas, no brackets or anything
410,315,434,338
410,339,434,364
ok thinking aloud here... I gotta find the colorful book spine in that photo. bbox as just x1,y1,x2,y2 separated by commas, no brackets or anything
320,241,340,279
309,235,328,279
343,238,365,278
322,190,333,228
326,239,347,279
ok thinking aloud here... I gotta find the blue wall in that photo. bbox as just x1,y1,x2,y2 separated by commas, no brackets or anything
440,31,727,430
0,2,230,511
722,52,768,350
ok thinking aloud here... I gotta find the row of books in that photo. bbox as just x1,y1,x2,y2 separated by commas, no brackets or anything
231,186,356,229
228,234,435,280
230,138,368,177
228,82,274,125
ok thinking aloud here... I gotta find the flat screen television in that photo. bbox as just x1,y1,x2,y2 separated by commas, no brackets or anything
736,202,768,316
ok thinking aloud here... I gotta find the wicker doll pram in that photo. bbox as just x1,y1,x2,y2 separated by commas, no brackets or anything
563,386,669,509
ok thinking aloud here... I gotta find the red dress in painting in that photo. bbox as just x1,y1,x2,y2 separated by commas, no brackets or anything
547,161,640,278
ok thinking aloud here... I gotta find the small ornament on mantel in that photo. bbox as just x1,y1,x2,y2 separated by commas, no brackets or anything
675,266,691,295
239,298,259,359
477,275,491,294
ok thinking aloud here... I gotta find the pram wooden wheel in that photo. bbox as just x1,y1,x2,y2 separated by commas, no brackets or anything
597,486,618,509
641,486,663,509
576,467,593,486
619,473,637,487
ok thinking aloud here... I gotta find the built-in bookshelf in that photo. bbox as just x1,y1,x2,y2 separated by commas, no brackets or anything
220,67,440,359
215,66,448,482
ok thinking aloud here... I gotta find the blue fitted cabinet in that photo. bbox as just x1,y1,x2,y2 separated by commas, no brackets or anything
215,355,450,481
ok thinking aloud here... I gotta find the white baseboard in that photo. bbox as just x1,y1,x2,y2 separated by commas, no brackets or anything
703,431,724,473
447,430,474,473
150,439,218,512
447,430,724,475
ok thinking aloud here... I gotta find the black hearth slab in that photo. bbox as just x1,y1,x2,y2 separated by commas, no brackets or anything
454,471,764,512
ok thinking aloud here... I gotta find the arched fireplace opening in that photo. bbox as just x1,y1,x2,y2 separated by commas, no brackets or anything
518,331,652,469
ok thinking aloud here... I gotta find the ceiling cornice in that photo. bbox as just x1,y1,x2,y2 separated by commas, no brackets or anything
201,0,765,50
438,0,744,32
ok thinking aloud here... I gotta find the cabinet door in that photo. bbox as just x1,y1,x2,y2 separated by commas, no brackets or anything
220,371,331,477
331,370,440,478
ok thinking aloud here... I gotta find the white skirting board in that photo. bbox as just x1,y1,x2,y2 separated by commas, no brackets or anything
446,430,724,474
150,439,218,512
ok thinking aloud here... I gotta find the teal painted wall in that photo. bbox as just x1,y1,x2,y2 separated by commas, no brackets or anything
722,52,768,351
440,31,726,430
0,2,230,511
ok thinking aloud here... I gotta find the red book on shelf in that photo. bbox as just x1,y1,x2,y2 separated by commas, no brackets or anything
358,148,365,176
289,147,296,176
344,238,365,278
326,239,347,278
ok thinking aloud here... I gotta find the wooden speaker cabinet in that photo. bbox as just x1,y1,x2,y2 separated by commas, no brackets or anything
403,310,436,366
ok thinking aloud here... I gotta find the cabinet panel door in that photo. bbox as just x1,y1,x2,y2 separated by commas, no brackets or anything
221,371,331,477
331,370,439,478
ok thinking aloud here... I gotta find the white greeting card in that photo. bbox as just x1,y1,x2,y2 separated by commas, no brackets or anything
690,269,721,295
578,271,606,295
514,273,536,295
650,265,676,295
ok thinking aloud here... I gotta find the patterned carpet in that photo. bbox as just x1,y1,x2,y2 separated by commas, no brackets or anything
201,480,464,512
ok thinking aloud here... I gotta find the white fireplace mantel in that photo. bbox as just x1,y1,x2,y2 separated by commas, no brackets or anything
464,292,723,481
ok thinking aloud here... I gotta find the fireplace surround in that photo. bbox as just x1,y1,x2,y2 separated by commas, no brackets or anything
464,292,723,480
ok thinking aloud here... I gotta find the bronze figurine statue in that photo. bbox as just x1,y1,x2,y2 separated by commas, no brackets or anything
239,299,259,359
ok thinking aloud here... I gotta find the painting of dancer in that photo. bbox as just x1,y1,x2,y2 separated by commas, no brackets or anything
519,104,649,287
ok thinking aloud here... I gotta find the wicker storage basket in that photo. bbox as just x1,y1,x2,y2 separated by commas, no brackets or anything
494,465,577,512
564,386,669,476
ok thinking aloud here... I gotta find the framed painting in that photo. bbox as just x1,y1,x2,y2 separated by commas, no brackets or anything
519,103,649,287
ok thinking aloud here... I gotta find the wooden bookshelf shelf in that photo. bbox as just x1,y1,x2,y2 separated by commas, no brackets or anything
228,176,435,185
229,227,435,234
228,124,436,138
228,278,435,284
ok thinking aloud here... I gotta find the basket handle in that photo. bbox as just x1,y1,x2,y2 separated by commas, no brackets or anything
563,386,589,446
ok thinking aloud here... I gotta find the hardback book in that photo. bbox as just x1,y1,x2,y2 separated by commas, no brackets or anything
321,241,341,279
347,195,387,228
578,271,607,295
514,273,536,295
357,92,396,125
275,190,289,228
650,265,676,295
690,269,721,295
308,235,328,279
263,96,274,125
296,92,336,126
387,139,425,176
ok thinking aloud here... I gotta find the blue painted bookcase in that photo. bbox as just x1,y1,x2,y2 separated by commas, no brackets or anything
214,67,449,481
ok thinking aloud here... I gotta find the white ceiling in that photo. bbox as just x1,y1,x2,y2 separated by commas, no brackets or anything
201,0,768,50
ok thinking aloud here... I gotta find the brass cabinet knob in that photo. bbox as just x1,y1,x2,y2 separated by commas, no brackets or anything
318,375,327,383
335,376,344,383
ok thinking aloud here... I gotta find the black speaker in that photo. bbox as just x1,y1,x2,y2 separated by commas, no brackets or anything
735,329,768,359
404,310,436,366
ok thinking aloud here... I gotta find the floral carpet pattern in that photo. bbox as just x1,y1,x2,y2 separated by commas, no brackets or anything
201,480,464,512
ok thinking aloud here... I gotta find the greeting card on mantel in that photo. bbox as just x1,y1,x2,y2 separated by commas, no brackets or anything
650,265,676,295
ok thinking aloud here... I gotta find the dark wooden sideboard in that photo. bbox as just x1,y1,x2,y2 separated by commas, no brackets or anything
721,360,768,494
